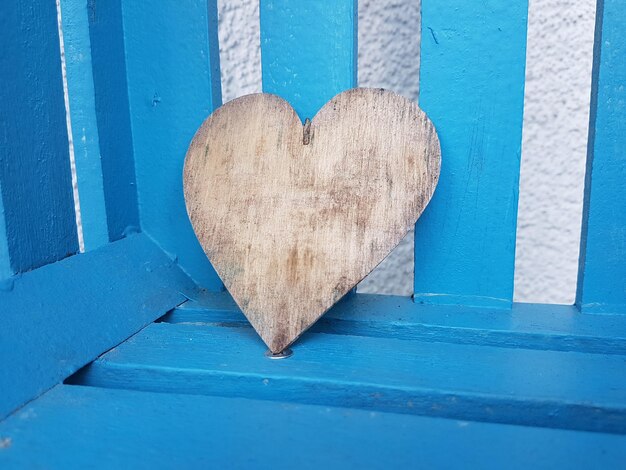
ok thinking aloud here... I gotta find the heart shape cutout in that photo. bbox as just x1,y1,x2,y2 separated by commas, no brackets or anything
184,88,440,353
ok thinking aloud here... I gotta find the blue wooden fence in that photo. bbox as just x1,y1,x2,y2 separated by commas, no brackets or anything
416,1,528,308
0,0,624,462
0,0,78,275
576,0,626,314
261,0,357,121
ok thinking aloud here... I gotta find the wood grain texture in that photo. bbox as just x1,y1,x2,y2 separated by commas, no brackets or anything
184,88,440,352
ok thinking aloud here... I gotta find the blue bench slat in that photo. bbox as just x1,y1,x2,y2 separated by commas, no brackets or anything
577,0,626,314
120,0,222,290
260,0,357,120
163,292,626,355
59,0,110,249
69,321,626,433
0,0,79,275
415,0,528,307
88,0,142,242
2,385,625,469
60,0,143,245
0,234,197,420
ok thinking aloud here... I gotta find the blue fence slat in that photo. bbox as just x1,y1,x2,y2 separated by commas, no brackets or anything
88,0,140,242
61,0,141,246
415,0,528,308
0,180,10,279
260,0,358,121
59,0,109,250
0,1,79,275
576,0,626,314
121,0,222,290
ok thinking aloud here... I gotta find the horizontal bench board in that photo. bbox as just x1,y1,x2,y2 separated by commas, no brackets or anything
162,292,626,355
69,322,626,434
0,234,196,420
1,385,625,469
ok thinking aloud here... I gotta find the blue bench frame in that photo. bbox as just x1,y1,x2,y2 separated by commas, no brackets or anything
1,0,625,466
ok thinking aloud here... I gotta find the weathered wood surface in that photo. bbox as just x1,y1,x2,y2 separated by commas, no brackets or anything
184,88,440,352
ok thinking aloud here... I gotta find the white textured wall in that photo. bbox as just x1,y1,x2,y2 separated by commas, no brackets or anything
216,0,596,304
515,0,596,303
355,0,420,295
217,0,261,100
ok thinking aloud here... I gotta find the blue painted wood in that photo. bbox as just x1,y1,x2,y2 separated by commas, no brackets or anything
120,0,222,290
1,385,625,469
87,0,140,241
162,292,626,355
415,0,528,307
260,0,357,120
0,179,10,279
0,0,79,273
70,322,626,433
59,0,109,250
576,0,626,314
0,234,197,420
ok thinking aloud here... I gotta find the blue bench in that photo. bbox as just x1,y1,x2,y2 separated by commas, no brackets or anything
1,0,625,467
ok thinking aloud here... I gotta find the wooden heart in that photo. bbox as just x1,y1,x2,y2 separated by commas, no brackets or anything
184,88,440,353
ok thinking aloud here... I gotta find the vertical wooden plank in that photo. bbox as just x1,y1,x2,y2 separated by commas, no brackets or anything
59,0,109,250
576,0,626,314
87,0,140,242
415,0,528,308
58,0,142,247
0,1,79,274
260,0,358,121
121,0,223,290
0,180,11,280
